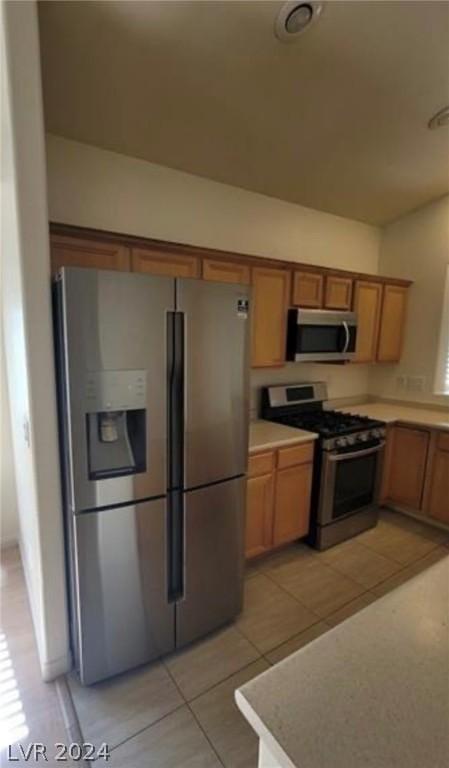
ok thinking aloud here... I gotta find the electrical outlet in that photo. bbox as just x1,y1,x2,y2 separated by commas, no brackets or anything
407,376,426,392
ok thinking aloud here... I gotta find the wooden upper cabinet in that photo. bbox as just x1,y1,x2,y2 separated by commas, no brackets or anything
383,426,430,510
50,235,130,274
131,247,200,278
324,275,353,310
202,258,250,284
353,280,383,363
292,271,323,308
377,284,408,362
251,267,291,368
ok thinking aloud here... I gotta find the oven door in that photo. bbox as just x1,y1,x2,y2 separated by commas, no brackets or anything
318,442,385,526
287,309,357,362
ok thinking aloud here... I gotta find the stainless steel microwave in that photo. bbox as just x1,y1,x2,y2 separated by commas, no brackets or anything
286,309,357,362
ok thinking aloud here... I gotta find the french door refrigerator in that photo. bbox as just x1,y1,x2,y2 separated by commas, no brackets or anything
54,267,250,685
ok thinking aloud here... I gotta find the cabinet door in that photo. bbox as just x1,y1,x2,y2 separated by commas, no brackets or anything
251,267,291,367
427,434,449,524
202,258,250,284
353,281,383,363
383,426,429,510
50,235,130,274
324,276,353,310
377,285,408,362
292,271,323,307
131,247,200,278
245,474,274,558
273,464,312,546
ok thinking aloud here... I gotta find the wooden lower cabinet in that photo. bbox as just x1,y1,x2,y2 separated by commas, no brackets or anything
245,474,275,558
382,426,429,510
273,463,313,546
427,450,449,524
245,443,314,558
426,432,449,525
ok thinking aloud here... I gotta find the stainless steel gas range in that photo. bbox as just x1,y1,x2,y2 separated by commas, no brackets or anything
261,382,386,550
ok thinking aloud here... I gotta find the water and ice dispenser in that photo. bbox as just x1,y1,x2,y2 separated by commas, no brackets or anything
84,371,147,480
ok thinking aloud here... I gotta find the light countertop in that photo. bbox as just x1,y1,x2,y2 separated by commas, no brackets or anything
336,401,449,432
249,420,318,454
236,557,449,768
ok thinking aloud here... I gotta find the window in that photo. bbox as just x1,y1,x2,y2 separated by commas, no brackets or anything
435,264,449,395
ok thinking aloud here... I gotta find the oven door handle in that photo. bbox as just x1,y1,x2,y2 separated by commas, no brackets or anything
328,441,385,462
341,321,350,354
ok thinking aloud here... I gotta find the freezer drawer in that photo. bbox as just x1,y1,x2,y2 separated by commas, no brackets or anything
176,476,245,647
177,279,250,489
73,498,174,685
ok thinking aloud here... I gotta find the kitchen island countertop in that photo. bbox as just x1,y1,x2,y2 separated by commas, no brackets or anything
235,557,449,768
249,419,318,454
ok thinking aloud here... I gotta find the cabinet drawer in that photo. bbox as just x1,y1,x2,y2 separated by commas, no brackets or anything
248,451,275,478
277,442,314,469
437,432,449,452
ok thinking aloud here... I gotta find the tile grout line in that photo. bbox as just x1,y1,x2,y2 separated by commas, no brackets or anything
256,529,444,616
55,676,91,766
163,653,262,706
95,702,187,758
352,534,441,564
259,560,364,622
161,657,226,767
186,703,226,768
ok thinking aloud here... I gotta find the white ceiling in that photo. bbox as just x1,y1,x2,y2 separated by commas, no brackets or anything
38,0,449,225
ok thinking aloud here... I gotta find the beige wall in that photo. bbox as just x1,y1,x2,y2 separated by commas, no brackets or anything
1,1,70,680
371,195,449,408
46,135,381,404
1,332,18,547
46,136,380,273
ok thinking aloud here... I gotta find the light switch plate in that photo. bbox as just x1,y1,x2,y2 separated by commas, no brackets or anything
407,376,426,392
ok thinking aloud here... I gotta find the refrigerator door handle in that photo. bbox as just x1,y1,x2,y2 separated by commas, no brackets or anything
167,311,185,603
167,312,185,491
167,491,184,603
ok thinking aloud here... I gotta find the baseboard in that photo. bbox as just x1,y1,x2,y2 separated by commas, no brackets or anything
382,503,449,533
40,651,72,682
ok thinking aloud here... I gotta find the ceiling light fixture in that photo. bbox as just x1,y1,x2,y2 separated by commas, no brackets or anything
428,106,449,129
275,1,325,43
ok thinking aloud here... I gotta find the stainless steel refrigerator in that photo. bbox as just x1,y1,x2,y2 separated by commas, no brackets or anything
53,267,250,685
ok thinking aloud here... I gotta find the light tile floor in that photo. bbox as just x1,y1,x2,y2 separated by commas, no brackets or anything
1,509,448,767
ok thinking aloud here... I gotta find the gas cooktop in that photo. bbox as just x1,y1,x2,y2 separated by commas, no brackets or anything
274,410,384,439
261,382,386,452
